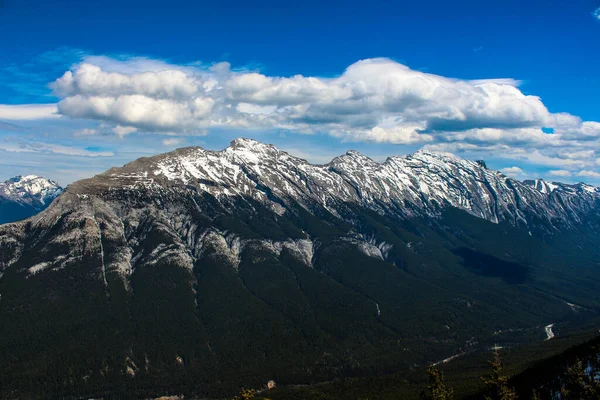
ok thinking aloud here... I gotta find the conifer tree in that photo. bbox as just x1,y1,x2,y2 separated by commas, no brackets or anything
233,388,257,400
420,366,454,400
482,349,517,400
560,358,600,400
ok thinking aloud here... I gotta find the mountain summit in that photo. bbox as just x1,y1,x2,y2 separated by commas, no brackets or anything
0,175,62,224
1,139,600,398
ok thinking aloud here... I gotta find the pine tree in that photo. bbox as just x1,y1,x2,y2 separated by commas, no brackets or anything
482,348,517,400
233,388,257,400
560,358,600,400
420,366,454,400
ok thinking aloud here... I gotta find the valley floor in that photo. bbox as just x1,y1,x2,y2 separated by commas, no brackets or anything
254,327,600,400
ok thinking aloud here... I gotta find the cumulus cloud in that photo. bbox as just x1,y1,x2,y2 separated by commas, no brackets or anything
593,7,600,20
500,166,527,178
0,104,58,120
51,57,600,138
58,94,214,132
52,64,199,99
163,138,185,147
52,58,564,139
577,170,600,178
42,56,600,179
549,170,573,177
112,125,138,137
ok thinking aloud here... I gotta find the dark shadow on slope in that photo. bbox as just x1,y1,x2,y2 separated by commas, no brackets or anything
453,247,532,284
0,199,38,224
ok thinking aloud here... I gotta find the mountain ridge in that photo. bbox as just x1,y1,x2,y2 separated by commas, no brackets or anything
64,138,600,232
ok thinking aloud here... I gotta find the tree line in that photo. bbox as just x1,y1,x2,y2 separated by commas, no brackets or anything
235,336,600,400
421,345,599,400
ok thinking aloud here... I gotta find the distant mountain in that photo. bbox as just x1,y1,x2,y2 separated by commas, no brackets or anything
0,175,62,224
1,139,600,399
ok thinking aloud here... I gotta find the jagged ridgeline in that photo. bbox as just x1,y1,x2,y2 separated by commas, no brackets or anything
1,138,600,399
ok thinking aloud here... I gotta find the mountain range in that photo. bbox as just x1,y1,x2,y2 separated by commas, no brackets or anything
1,138,599,399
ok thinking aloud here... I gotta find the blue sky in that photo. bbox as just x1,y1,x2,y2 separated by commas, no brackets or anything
1,0,600,185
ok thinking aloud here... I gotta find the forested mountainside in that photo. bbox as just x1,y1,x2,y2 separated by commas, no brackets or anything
1,138,600,399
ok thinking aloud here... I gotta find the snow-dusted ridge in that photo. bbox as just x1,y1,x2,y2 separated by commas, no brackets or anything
80,137,599,228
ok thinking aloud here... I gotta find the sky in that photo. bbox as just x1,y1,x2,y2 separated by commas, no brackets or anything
1,0,600,185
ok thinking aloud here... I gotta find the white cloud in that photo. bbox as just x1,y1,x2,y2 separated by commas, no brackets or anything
58,94,215,132
0,141,113,157
500,166,527,178
519,150,587,168
73,128,98,136
549,170,573,177
1,54,595,178
163,138,185,147
558,149,595,159
50,57,600,150
423,142,589,169
577,170,600,178
335,123,433,144
52,57,560,138
80,55,194,74
236,103,278,115
593,7,600,20
467,78,521,86
52,63,199,99
0,104,58,120
112,125,138,137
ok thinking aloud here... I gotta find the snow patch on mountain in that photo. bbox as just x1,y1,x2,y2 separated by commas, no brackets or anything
544,323,556,340
28,261,51,275
195,231,315,269
282,239,316,267
342,235,394,261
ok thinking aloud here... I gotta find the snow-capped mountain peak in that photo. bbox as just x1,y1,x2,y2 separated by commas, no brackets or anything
1,175,62,205
524,179,559,194
523,179,600,196
0,175,63,224
226,137,282,160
